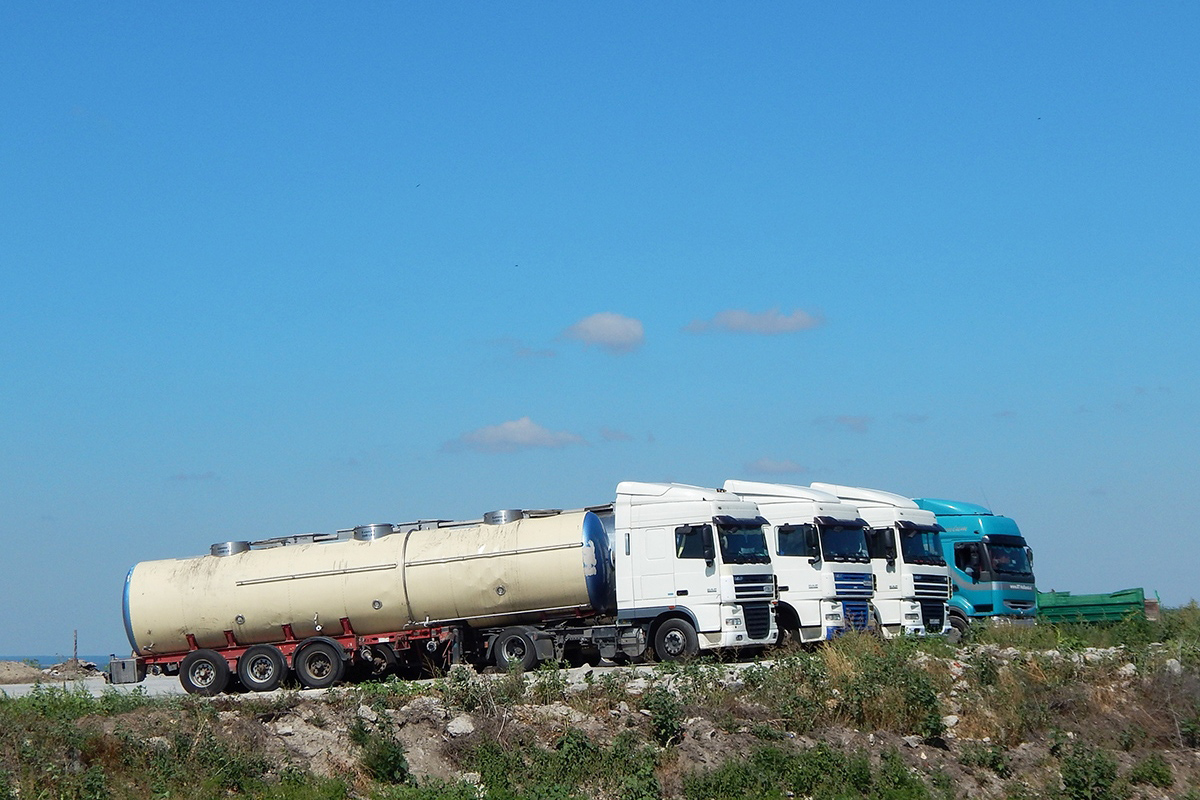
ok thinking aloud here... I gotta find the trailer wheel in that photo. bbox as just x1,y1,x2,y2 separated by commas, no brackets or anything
493,628,538,672
180,649,231,696
654,618,699,661
357,644,398,679
237,644,287,692
294,640,345,689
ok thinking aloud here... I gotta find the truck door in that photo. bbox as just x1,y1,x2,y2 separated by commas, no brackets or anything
672,523,720,631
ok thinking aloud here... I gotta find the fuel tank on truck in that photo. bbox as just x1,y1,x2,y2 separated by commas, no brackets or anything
123,510,614,655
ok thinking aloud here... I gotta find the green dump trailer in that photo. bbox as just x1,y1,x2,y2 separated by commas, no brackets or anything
1036,587,1160,624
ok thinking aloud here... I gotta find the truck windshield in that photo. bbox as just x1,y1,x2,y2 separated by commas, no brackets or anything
899,529,945,565
716,523,771,564
987,540,1033,576
818,524,870,563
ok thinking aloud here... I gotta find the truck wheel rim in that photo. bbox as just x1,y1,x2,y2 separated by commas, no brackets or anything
662,630,685,656
502,639,526,662
248,656,275,681
306,653,333,678
190,662,216,687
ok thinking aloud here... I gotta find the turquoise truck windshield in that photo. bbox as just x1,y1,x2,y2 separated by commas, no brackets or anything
819,524,870,563
716,523,771,564
900,529,945,565
986,537,1033,577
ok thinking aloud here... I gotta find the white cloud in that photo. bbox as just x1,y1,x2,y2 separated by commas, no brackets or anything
684,308,824,335
562,312,644,354
443,417,585,454
746,457,808,475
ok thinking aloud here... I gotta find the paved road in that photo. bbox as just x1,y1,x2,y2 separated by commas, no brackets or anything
0,658,756,701
0,673,189,699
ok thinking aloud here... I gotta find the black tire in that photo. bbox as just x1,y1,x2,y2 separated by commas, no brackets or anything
775,604,801,647
294,640,345,689
493,627,538,671
180,649,231,696
237,644,287,692
948,615,969,644
358,644,398,679
654,618,699,661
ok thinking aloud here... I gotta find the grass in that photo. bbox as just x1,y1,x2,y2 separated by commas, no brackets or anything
5,606,1200,798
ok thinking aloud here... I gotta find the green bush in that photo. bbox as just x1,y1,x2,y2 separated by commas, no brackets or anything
1059,742,1119,800
643,685,683,747
1125,752,1172,788
351,722,410,785
959,742,1011,778
683,744,929,800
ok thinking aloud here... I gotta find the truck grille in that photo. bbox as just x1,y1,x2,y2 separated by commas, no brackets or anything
834,572,873,598
919,601,946,632
740,602,772,640
842,600,871,631
734,573,775,600
913,574,949,599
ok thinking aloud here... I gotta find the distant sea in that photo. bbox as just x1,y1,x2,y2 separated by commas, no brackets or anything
0,655,115,667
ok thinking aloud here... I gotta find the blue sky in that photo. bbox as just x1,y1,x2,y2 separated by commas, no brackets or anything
2,4,1197,655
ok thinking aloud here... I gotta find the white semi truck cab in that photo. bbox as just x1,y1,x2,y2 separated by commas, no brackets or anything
610,481,778,657
723,480,874,642
811,483,951,638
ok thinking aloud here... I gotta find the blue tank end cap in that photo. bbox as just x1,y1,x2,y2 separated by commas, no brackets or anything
913,498,993,516
122,566,138,654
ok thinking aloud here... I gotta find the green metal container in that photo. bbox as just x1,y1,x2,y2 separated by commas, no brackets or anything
1036,587,1158,623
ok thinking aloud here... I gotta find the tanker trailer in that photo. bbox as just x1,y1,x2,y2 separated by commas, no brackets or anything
110,481,778,694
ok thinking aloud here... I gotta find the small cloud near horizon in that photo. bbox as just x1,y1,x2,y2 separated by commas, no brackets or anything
815,415,872,434
746,457,808,475
490,337,557,359
443,417,586,454
600,427,634,442
684,308,824,335
169,471,218,482
562,312,644,354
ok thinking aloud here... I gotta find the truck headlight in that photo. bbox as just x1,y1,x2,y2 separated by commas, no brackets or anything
825,613,843,621
904,613,920,621
725,618,742,627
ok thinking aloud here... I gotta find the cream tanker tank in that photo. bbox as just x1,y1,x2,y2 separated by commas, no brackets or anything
123,510,614,655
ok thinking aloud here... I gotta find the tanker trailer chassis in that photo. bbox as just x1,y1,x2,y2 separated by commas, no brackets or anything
111,619,459,695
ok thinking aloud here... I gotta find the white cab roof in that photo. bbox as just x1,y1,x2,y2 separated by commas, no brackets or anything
810,482,919,509
616,481,737,504
722,480,840,504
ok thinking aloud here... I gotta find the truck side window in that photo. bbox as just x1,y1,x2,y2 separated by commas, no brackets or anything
776,524,818,558
675,524,712,559
864,528,895,560
954,543,978,572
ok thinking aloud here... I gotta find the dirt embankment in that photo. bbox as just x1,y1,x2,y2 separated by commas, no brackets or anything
0,659,100,685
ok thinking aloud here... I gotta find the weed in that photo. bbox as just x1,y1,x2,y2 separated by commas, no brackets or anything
350,721,411,785
1059,742,1119,800
643,684,683,747
683,743,926,800
528,660,568,705
1125,752,1172,788
959,741,1012,778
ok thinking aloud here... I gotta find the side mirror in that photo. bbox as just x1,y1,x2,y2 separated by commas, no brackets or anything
702,533,716,563
965,565,978,582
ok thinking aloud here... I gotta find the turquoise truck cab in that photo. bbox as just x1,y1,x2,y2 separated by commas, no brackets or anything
911,498,1037,638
